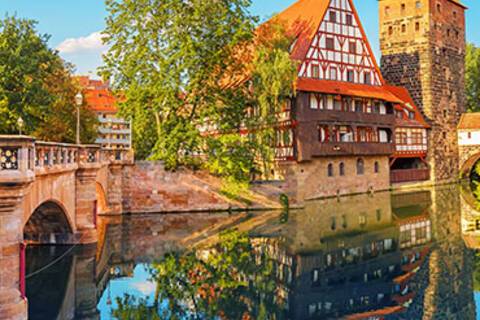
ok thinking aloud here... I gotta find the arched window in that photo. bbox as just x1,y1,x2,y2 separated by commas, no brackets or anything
328,163,334,177
357,158,365,175
374,161,380,174
339,162,345,176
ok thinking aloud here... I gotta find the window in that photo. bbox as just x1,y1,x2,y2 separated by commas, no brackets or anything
318,125,329,142
326,37,335,50
415,22,420,31
396,132,408,144
416,1,421,9
468,132,472,139
312,269,319,283
401,3,406,11
330,11,337,23
330,217,336,231
374,161,380,174
347,70,355,82
388,26,393,35
385,6,390,15
364,72,371,85
349,41,357,54
334,99,342,111
408,111,415,119
436,3,441,13
412,132,423,144
330,67,337,80
339,162,345,176
355,100,363,113
328,163,334,177
401,24,406,33
312,65,320,78
346,14,353,26
357,158,365,175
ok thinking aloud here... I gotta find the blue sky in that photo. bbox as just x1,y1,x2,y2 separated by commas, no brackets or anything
1,0,478,75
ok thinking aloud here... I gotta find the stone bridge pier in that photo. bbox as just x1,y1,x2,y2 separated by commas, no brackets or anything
0,136,133,320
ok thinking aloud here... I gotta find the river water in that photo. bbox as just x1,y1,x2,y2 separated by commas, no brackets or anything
25,184,480,319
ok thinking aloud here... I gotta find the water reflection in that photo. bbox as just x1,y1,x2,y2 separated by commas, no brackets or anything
26,185,480,319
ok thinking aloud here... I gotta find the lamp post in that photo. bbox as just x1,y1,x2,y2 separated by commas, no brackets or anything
17,116,24,135
75,92,83,145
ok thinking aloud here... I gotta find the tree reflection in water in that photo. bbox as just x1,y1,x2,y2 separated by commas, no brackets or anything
113,230,282,320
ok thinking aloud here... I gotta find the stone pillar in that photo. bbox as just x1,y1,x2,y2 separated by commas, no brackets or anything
0,186,29,320
75,167,99,244
106,165,125,215
74,245,99,320
0,136,35,320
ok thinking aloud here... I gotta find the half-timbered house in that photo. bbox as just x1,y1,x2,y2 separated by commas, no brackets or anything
263,0,428,200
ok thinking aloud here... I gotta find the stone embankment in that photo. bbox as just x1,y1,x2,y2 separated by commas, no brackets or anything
117,161,280,214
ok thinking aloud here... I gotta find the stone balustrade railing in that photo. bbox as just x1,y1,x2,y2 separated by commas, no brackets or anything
0,135,133,182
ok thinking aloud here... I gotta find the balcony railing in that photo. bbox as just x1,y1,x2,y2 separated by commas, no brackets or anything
390,168,430,184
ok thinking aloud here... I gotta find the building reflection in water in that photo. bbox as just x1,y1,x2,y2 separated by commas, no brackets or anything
25,185,478,319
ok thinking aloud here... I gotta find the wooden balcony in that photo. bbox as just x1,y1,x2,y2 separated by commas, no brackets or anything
297,109,396,126
311,142,395,157
390,168,430,184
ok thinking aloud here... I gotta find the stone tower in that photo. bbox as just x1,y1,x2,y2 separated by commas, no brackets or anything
379,0,467,182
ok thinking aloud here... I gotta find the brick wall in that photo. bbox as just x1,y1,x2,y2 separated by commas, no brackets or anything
120,162,236,214
280,156,391,201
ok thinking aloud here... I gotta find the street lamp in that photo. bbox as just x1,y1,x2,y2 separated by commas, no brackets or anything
17,116,24,135
75,92,83,145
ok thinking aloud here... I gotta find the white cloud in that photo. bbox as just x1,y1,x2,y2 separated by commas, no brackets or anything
131,281,156,296
57,31,108,54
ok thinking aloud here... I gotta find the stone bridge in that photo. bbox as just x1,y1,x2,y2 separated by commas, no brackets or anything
458,144,480,178
0,135,133,320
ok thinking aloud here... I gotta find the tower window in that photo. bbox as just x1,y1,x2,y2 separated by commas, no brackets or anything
401,24,406,33
415,22,420,31
416,1,421,9
374,162,380,174
447,29,451,37
330,11,337,23
436,3,441,13
388,26,393,35
453,11,457,20
401,3,406,11
339,162,345,176
326,37,335,50
385,6,390,16
346,14,353,26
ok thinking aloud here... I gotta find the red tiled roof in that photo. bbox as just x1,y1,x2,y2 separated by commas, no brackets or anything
458,113,480,130
297,78,402,102
83,88,118,113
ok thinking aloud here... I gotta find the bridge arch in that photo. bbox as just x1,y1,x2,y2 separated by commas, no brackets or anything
96,182,109,214
459,153,480,178
24,200,75,245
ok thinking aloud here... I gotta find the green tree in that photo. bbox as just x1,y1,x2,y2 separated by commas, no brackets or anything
0,16,97,143
466,43,480,112
102,0,297,182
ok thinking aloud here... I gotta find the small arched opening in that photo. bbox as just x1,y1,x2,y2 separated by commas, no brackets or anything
24,201,74,245
95,182,109,214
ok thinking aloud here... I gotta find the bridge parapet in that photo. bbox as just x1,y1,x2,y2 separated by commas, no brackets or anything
0,135,35,185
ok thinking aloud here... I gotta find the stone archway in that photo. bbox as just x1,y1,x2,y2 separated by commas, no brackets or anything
24,201,75,245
